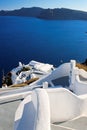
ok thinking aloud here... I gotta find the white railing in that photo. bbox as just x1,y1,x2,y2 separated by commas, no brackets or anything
0,90,31,103
69,60,87,95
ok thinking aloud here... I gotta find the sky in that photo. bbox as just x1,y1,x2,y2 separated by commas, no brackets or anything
0,0,87,12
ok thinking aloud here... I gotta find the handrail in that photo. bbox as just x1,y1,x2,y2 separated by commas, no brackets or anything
0,91,31,104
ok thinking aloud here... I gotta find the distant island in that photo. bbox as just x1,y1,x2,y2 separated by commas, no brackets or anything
0,7,87,20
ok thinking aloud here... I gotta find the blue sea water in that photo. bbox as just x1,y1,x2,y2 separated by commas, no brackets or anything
0,16,87,86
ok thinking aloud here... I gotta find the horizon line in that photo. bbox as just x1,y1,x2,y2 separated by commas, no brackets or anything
0,6,87,13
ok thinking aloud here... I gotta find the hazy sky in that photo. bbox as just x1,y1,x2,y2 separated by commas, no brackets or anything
0,0,87,12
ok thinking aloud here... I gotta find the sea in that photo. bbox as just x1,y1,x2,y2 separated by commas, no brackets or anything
0,16,87,86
